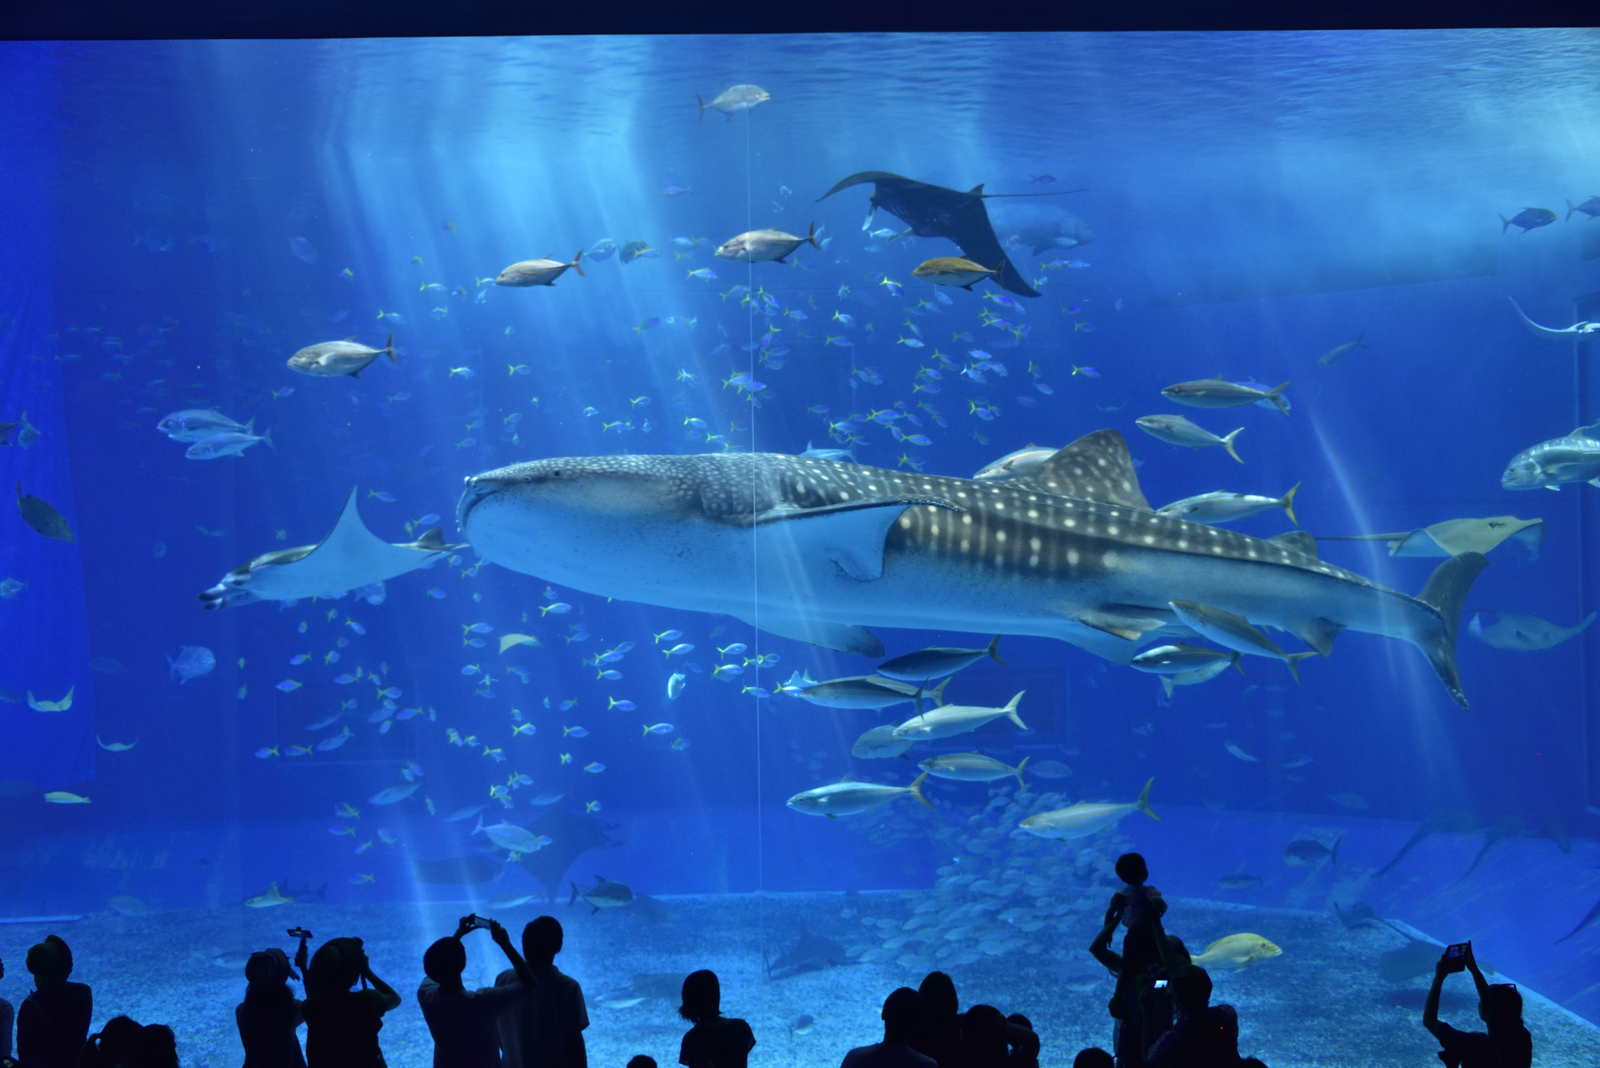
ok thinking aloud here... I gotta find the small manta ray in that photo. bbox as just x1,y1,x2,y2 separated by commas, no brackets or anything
1507,297,1600,341
765,928,861,979
27,687,74,712
244,882,294,908
818,171,1085,299
199,487,464,609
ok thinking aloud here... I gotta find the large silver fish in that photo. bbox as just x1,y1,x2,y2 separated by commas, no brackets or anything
457,430,1487,707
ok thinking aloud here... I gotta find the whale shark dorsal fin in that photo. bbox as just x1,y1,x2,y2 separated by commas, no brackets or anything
1268,531,1319,559
1011,430,1152,510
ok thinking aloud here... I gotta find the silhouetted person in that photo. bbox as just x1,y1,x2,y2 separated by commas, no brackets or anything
16,936,91,1068
677,970,754,1068
912,972,962,1068
1423,943,1531,1068
1004,1014,1039,1068
626,1058,657,1068
77,1016,142,1068
302,937,401,1068
0,954,12,1064
840,987,934,1068
1072,1050,1114,1068
237,944,308,1068
1090,906,1189,1067
1141,966,1239,1066
495,916,588,1068
125,1025,178,1068
419,915,536,1068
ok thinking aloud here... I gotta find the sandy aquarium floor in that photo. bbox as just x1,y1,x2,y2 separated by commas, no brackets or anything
0,893,1595,1068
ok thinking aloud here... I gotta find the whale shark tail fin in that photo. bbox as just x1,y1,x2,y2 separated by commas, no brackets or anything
1415,551,1490,709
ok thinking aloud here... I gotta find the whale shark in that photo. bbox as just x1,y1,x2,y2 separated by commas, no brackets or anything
200,487,463,609
457,430,1486,707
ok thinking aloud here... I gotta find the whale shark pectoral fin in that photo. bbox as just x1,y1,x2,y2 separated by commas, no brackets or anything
751,496,961,581
1072,605,1170,642
1289,617,1345,656
1011,430,1152,510
738,614,885,658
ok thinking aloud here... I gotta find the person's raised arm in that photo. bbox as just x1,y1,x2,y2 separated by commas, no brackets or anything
487,919,537,991
1463,942,1491,1002
355,946,403,1012
1089,903,1124,974
1423,955,1450,1042
1149,913,1180,975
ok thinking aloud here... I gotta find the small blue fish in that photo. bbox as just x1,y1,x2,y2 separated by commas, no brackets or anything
583,762,606,774
607,697,637,712
463,622,494,634
427,588,446,599
289,654,310,665
276,679,303,693
563,726,589,737
643,723,674,735
461,664,481,676
540,603,572,616
333,674,357,685
367,490,396,502
671,738,690,751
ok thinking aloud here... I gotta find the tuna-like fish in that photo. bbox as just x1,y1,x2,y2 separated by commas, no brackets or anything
1161,379,1290,416
876,634,1005,682
1500,207,1556,233
793,675,947,710
1129,643,1241,675
891,692,1027,742
570,875,634,913
1469,609,1595,650
1018,777,1158,840
1135,415,1243,463
158,409,248,442
917,752,1028,790
715,222,820,264
787,772,931,818
1317,334,1367,367
850,724,912,759
287,333,396,378
1569,196,1600,221
973,445,1059,481
1501,424,1600,490
1156,485,1299,525
455,430,1488,707
911,257,1003,290
185,423,270,460
697,83,770,120
496,250,584,287
1169,600,1319,681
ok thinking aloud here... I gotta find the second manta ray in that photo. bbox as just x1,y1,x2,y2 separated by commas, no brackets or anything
199,487,465,608
818,171,1083,299
457,430,1487,707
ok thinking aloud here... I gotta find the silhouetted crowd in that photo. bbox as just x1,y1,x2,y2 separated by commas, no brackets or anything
0,853,1535,1068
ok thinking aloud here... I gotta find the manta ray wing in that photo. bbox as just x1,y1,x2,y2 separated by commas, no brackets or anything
820,171,1040,298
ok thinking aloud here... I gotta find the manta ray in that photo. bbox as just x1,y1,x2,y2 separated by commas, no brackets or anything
1508,297,1600,340
456,429,1487,708
818,172,1084,299
199,487,463,609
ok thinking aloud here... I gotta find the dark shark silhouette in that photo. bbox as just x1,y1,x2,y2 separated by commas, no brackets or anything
818,172,1084,298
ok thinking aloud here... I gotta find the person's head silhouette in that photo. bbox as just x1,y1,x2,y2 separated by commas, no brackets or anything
679,969,721,1024
627,1057,657,1068
522,916,563,964
1480,983,1523,1030
307,937,363,997
918,971,958,1022
1115,853,1148,885
1171,966,1212,1018
880,987,923,1044
423,937,468,991
127,1023,179,1068
1072,1050,1114,1068
25,935,72,991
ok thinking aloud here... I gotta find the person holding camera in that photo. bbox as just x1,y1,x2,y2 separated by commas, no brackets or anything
302,936,402,1068
1422,942,1531,1068
236,928,313,1068
417,914,537,1068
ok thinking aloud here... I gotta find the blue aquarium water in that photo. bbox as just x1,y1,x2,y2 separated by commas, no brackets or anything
3,29,1600,1067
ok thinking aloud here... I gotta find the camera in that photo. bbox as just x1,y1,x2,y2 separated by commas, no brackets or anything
1154,979,1169,989
287,927,313,940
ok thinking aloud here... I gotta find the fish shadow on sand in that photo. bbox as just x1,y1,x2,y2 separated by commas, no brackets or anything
764,928,861,979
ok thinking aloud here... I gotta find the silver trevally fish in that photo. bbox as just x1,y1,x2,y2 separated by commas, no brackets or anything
369,783,420,805
1501,425,1600,490
1135,415,1243,463
1470,610,1596,651
587,239,618,262
891,692,1027,742
973,445,1059,481
876,634,1005,682
185,424,270,460
1161,379,1290,416
1129,643,1241,675
496,251,584,288
456,429,1488,707
1156,485,1298,526
1018,777,1158,840
851,724,913,760
715,222,819,264
918,752,1029,790
158,409,248,442
287,333,396,378
787,772,931,818
199,487,463,609
1160,656,1238,697
697,83,770,120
